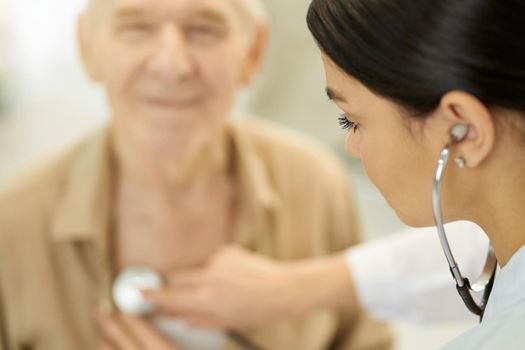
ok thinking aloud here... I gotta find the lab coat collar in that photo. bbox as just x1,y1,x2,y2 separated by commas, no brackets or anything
482,245,525,322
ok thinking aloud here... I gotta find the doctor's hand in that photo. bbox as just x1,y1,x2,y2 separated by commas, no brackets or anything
96,312,179,350
143,245,356,330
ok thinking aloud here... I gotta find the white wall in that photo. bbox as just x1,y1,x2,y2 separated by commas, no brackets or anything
4,0,106,118
0,0,107,174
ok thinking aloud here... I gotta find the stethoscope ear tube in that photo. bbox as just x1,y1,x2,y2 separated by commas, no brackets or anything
433,144,498,321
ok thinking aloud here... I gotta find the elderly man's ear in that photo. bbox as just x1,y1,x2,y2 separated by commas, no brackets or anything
77,13,103,83
239,23,269,86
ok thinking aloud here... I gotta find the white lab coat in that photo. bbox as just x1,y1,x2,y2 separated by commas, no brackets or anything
442,245,525,349
346,221,489,323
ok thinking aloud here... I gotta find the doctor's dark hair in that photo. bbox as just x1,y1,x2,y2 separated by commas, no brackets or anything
307,0,525,117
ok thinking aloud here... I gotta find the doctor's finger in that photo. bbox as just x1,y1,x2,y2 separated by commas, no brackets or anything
165,270,210,286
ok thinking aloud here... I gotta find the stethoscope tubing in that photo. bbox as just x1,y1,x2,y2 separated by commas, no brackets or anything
432,143,497,318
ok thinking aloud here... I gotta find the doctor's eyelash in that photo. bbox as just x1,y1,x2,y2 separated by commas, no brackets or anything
338,114,358,132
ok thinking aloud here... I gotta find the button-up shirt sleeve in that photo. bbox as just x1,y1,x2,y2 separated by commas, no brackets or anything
346,221,488,323
0,280,8,350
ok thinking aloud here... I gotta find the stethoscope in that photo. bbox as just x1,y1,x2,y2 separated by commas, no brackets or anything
432,124,497,320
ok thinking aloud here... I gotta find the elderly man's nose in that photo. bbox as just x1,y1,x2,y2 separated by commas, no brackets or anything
150,26,193,79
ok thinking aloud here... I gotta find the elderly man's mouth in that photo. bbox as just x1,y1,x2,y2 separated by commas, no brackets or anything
143,96,204,108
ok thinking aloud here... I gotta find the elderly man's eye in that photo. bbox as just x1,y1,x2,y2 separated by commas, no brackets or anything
118,22,154,38
186,23,226,43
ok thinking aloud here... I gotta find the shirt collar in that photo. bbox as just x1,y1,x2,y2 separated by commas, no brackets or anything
229,122,279,210
483,245,525,321
222,122,281,248
49,121,280,246
51,126,113,243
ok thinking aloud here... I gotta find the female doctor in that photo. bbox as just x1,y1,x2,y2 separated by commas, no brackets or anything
304,0,525,347
145,0,525,347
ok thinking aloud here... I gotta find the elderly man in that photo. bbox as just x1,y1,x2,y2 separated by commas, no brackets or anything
0,0,391,349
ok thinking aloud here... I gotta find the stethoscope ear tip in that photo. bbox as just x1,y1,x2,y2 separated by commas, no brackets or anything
451,124,469,142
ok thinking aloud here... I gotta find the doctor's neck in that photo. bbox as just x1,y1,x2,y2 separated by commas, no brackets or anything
467,148,525,267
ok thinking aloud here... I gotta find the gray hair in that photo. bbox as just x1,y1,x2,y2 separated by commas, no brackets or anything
241,0,267,22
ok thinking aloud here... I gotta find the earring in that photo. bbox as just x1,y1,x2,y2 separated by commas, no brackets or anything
455,156,466,168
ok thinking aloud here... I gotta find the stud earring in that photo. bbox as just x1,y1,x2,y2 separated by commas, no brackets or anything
455,156,466,168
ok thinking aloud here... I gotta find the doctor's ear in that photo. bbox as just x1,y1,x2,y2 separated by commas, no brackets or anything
439,91,496,168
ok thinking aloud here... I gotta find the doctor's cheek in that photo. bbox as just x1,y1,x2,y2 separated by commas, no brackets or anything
345,131,362,158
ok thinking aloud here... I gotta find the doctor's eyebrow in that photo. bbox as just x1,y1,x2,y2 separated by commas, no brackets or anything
326,87,347,103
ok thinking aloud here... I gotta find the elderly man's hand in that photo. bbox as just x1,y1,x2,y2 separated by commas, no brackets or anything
142,245,355,330
96,312,179,350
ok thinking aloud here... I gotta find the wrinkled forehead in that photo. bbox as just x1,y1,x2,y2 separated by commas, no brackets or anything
89,0,263,25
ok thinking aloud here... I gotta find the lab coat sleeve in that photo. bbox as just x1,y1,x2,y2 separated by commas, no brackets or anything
345,221,489,323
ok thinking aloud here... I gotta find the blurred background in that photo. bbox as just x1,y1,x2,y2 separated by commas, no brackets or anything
0,0,477,348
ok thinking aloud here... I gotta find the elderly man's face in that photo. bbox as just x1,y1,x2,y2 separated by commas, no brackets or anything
79,0,265,156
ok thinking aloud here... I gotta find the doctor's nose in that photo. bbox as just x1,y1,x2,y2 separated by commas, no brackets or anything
345,131,362,158
148,25,194,81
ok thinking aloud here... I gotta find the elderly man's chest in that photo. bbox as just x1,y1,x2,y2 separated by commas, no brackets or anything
113,193,237,273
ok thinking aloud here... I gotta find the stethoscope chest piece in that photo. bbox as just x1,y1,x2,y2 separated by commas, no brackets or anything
112,267,163,316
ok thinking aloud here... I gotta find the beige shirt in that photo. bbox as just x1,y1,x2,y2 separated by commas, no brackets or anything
0,118,391,350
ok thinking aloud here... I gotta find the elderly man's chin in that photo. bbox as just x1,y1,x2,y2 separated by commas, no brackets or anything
114,111,214,161
143,122,211,159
